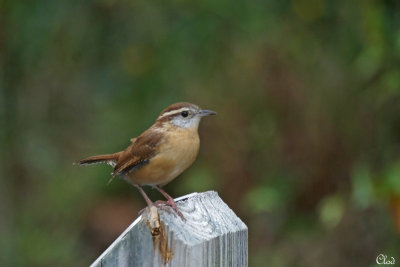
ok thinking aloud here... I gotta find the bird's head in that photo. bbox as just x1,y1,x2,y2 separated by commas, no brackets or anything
156,102,216,130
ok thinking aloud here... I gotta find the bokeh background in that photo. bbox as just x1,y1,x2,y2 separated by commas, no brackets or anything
1,0,400,266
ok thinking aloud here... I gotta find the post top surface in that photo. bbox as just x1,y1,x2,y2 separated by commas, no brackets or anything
90,191,248,267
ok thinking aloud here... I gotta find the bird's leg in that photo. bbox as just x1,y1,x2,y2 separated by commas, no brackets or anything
135,184,171,216
154,185,185,220
135,184,181,218
134,184,154,208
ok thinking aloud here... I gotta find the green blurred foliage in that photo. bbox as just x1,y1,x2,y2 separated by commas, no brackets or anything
1,0,400,266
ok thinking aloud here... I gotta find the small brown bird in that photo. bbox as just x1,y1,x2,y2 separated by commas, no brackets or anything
75,102,216,219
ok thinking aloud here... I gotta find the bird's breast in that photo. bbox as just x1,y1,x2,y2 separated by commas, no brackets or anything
128,128,200,186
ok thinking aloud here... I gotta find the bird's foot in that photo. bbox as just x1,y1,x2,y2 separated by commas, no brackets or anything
154,200,185,221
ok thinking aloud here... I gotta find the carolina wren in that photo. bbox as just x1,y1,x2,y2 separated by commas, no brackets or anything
75,102,216,219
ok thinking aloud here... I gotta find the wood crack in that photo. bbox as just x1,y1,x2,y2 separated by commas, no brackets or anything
144,206,173,265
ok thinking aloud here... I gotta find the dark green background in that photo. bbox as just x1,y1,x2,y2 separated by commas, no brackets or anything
1,0,400,266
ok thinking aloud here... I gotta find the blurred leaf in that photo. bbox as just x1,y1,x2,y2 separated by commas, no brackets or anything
351,163,374,209
383,162,400,195
318,194,345,229
354,45,383,79
382,70,400,93
244,185,283,214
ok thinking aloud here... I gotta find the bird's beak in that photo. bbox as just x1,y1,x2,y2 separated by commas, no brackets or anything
198,109,217,116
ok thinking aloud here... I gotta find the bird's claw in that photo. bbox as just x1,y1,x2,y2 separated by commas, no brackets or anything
138,201,185,221
154,200,185,221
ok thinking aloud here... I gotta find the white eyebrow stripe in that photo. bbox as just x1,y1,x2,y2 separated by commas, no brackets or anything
158,108,189,119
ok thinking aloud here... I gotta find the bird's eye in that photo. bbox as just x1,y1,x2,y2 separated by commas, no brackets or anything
181,111,189,117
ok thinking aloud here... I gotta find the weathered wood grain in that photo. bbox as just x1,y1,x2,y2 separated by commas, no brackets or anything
90,191,248,267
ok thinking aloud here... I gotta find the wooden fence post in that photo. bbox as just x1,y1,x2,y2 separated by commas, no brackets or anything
90,191,248,267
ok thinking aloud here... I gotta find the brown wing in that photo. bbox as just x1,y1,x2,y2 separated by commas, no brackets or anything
112,128,163,178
